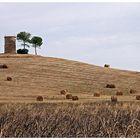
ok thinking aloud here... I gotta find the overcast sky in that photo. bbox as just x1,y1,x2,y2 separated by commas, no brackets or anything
0,3,140,71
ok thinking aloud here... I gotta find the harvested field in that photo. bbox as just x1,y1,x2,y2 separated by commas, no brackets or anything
0,54,140,103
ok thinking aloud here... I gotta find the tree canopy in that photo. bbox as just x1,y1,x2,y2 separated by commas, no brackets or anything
17,32,43,55
30,36,43,55
17,32,31,49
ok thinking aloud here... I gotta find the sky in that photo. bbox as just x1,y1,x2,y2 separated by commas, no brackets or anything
0,3,140,71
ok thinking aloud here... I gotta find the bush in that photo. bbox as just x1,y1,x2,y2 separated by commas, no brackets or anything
17,49,29,54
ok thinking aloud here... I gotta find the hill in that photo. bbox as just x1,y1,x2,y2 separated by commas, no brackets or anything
0,54,140,103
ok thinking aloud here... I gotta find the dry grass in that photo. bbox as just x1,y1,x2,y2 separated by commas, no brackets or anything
0,102,140,137
0,54,140,102
0,54,139,137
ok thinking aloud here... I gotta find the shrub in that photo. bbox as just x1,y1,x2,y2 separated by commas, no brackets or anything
106,84,116,88
104,64,110,68
130,89,137,94
17,49,29,54
94,93,100,97
136,95,140,100
7,77,12,81
36,96,43,101
72,96,79,101
66,94,72,99
116,91,123,96
111,96,117,102
60,90,67,95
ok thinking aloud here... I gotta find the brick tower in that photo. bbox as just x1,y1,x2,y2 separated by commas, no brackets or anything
4,36,16,54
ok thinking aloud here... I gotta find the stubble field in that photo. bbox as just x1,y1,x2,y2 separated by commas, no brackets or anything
0,54,140,137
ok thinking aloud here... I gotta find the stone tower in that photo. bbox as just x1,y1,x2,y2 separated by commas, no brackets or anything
4,36,16,54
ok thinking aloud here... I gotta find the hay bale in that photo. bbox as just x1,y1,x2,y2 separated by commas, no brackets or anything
94,93,100,97
66,94,72,99
60,89,67,95
3,64,8,68
116,91,123,96
36,96,43,101
111,96,117,102
136,95,140,100
72,96,79,101
104,64,110,68
7,77,12,81
130,89,137,94
0,64,8,69
106,84,116,88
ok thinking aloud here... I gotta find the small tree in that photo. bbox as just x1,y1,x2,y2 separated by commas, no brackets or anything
30,36,43,55
17,32,31,49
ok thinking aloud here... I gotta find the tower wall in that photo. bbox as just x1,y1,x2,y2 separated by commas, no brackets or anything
4,36,16,54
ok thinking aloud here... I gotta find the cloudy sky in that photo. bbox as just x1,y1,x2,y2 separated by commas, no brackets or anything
0,3,140,71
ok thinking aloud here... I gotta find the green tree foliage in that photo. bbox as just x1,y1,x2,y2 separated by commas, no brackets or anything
17,32,31,49
30,36,43,55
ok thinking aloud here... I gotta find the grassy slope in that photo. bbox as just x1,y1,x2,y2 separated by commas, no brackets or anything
0,54,140,102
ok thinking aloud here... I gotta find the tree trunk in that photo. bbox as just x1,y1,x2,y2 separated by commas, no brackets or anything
24,42,25,49
35,46,37,55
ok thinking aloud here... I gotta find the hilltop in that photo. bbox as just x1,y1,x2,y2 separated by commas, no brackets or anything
0,54,140,103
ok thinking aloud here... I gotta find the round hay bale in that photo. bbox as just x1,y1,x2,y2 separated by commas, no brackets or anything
104,64,110,68
0,64,8,69
60,89,67,95
7,77,12,81
36,96,43,101
106,84,116,88
111,96,117,102
136,95,140,100
2,64,8,69
72,96,79,101
66,94,72,99
94,93,100,97
116,91,123,96
130,89,137,94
